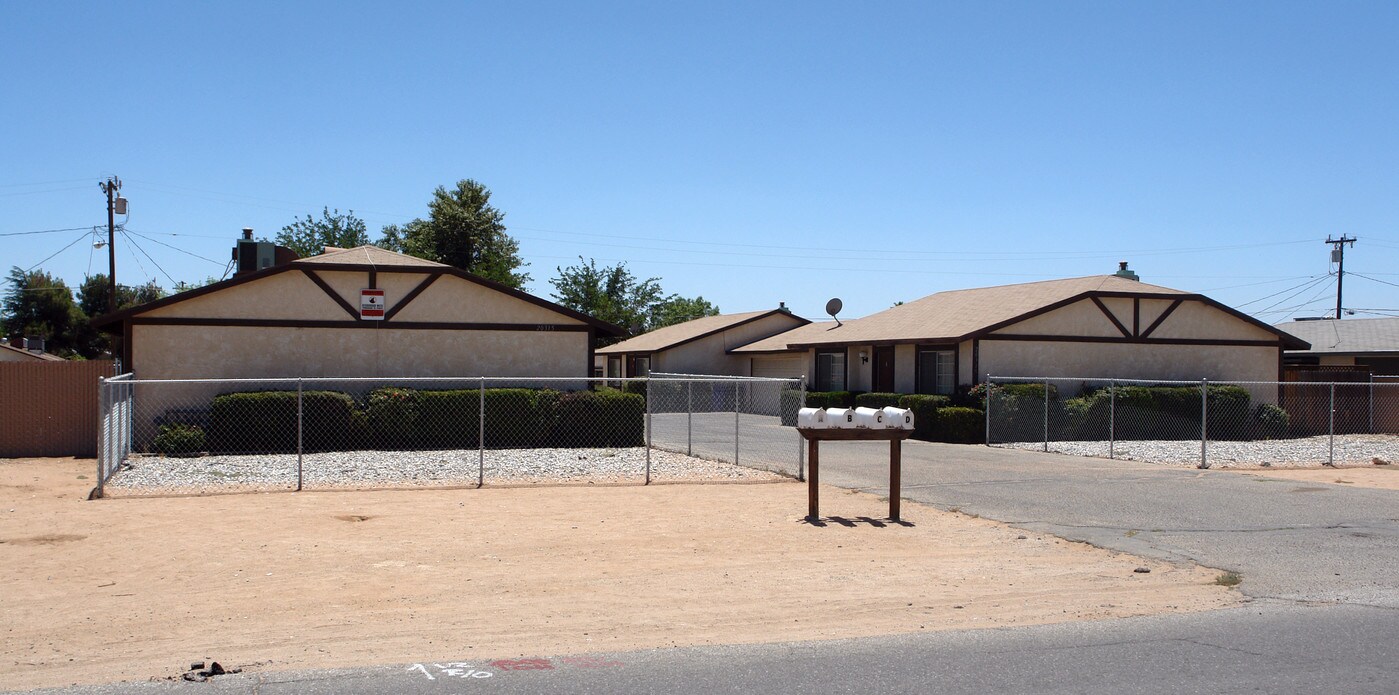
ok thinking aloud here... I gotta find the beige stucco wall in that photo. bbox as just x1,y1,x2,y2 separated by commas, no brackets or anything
958,340,975,384
750,355,805,379
390,274,585,325
144,270,342,319
994,298,1129,337
1148,301,1276,341
979,340,1279,385
648,313,806,376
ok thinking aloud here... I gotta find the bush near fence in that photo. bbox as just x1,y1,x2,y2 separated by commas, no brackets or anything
197,386,643,455
986,382,1293,443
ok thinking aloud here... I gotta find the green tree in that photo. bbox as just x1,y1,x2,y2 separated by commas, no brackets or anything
277,207,370,258
74,275,166,358
2,268,84,357
549,257,663,339
649,294,720,330
377,180,529,288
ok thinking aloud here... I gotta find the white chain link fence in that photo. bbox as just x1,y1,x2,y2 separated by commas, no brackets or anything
95,373,805,497
985,375,1399,468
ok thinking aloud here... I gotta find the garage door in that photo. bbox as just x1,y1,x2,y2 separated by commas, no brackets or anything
751,355,805,379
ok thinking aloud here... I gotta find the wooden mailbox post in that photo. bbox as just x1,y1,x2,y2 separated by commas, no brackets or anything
798,427,914,522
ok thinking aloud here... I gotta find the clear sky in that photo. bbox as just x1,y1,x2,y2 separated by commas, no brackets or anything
4,1,1397,324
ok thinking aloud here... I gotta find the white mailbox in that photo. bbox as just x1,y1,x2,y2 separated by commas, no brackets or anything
825,407,857,429
853,406,891,429
882,406,914,430
797,407,829,429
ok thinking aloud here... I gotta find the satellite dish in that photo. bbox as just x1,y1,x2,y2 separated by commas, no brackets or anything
825,297,843,327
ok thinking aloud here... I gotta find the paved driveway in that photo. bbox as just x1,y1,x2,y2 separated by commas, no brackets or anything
811,439,1399,607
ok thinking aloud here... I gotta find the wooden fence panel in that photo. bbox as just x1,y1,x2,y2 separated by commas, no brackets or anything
0,361,115,457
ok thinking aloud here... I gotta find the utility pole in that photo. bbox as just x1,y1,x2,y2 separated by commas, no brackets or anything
99,176,122,313
1325,235,1357,320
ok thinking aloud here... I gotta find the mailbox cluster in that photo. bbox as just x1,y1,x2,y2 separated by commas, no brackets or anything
797,406,914,430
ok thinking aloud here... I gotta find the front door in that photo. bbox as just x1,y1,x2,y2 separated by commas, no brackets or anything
873,346,895,392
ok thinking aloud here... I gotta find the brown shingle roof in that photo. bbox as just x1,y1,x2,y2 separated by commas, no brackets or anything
597,310,805,354
729,321,845,353
294,245,447,267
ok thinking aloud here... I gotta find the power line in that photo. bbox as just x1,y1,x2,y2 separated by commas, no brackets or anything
0,177,100,189
1,231,94,285
1233,274,1331,308
119,230,178,287
121,227,226,265
0,185,93,198
0,226,99,237
1348,272,1399,289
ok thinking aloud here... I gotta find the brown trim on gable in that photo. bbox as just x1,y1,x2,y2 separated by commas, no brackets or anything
972,339,980,385
1139,298,1183,339
1133,298,1141,337
129,317,590,332
368,270,377,290
122,320,133,374
1091,296,1132,337
587,328,598,379
301,268,361,319
383,271,443,321
982,333,1283,347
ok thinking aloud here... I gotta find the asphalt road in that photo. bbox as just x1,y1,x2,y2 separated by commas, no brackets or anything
11,441,1398,694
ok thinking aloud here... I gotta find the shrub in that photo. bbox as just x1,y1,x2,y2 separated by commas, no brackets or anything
981,382,1058,443
854,392,902,409
482,388,550,448
208,390,357,453
365,387,420,448
547,389,644,447
1253,403,1290,439
152,423,206,456
897,394,951,441
804,391,854,409
415,389,480,449
936,407,986,443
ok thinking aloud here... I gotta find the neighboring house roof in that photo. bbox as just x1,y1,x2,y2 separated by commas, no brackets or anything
729,321,844,353
597,309,809,355
0,343,65,361
1275,317,1399,355
296,245,447,268
91,245,624,336
775,275,1307,350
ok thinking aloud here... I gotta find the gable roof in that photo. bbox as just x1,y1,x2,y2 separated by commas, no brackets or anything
729,321,844,353
596,309,808,355
92,245,623,336
780,275,1307,350
1276,317,1399,355
0,342,65,361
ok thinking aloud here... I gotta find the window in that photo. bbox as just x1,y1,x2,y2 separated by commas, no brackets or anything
607,357,622,378
815,350,846,392
917,348,955,395
633,356,651,377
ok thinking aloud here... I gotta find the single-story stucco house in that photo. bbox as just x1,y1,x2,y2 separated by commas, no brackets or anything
618,267,1310,395
596,306,807,378
94,243,623,380
1276,317,1399,376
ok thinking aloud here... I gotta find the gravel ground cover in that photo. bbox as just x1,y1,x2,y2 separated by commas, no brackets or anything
106,447,784,494
998,434,1397,468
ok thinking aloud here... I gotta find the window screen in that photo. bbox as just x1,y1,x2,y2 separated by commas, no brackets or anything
816,351,846,391
918,348,955,395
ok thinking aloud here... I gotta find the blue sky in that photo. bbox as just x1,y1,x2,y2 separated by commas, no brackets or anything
3,1,1397,323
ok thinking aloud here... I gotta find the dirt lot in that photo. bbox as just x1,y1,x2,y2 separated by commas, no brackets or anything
1,458,1239,690
1226,463,1399,491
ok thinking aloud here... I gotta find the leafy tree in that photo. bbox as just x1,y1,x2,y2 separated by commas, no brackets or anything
1,268,84,357
73,275,166,358
277,208,370,258
377,180,529,288
649,294,720,329
549,257,663,339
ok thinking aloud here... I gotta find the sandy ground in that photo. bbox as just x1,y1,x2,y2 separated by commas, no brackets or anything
1,458,1239,691
1226,463,1399,491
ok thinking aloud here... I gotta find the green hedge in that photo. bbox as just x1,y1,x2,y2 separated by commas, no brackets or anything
804,391,854,409
854,392,902,409
936,407,986,444
1057,384,1255,441
780,389,803,426
546,389,644,447
209,390,358,454
152,423,207,456
897,394,951,441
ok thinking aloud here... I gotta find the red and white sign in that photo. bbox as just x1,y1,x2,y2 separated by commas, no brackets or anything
360,289,385,320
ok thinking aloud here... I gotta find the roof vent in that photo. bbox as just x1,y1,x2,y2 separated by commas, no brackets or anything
1114,261,1140,281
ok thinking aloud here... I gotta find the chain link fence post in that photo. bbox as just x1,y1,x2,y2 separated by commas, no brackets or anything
478,377,485,488
798,378,806,481
296,377,304,491
734,381,741,466
646,377,653,485
1043,378,1050,452
1199,378,1209,469
96,376,106,499
1109,379,1116,460
984,374,992,446
686,380,692,457
1328,381,1336,466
